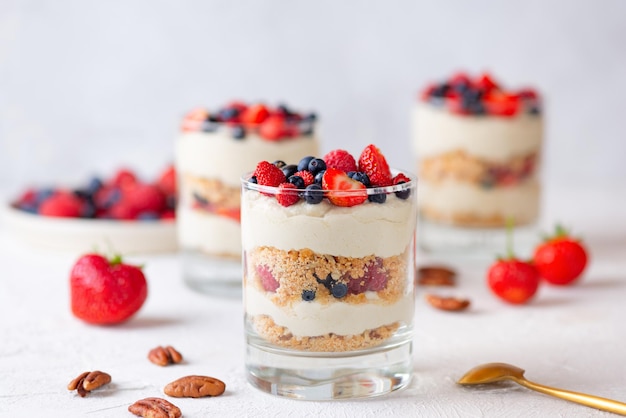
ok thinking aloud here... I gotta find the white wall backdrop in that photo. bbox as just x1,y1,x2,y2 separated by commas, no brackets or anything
1,0,625,195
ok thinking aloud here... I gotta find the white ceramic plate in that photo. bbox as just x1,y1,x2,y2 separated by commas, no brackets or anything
1,204,178,254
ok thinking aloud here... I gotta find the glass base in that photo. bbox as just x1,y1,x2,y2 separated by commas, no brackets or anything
181,250,242,298
419,218,540,260
246,341,413,400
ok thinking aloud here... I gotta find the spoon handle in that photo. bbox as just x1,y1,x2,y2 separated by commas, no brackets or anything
519,378,626,416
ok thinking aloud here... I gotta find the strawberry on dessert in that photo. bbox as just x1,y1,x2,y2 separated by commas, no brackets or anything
241,145,417,353
175,101,319,273
413,72,543,230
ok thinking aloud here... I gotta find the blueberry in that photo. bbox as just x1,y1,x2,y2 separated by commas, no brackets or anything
368,192,387,204
331,282,348,299
303,112,317,122
297,156,315,172
193,192,208,206
201,120,219,132
528,106,541,115
273,160,287,169
249,176,258,184
282,164,298,178
288,175,305,189
308,158,326,175
219,107,240,121
137,211,159,220
232,125,246,139
34,188,55,205
101,188,121,209
301,289,316,301
86,177,103,196
299,122,314,136
81,200,97,219
431,83,450,98
207,114,220,123
348,172,370,187
463,88,483,103
166,194,177,210
314,272,336,291
277,103,293,117
314,170,325,185
465,101,486,115
395,188,411,199
303,184,324,204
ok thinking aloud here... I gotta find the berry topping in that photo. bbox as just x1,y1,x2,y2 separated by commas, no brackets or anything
254,161,286,187
39,191,85,218
231,125,246,139
241,104,270,125
293,170,314,186
368,192,387,204
323,149,358,173
321,168,367,207
358,144,392,187
347,171,371,187
307,158,327,175
303,184,324,204
393,173,412,200
281,164,298,179
421,72,540,117
256,264,279,292
258,115,285,141
297,156,315,172
276,183,300,207
287,175,305,189
301,289,316,301
331,282,348,299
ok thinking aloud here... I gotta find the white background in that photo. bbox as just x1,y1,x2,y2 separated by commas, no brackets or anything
1,0,625,195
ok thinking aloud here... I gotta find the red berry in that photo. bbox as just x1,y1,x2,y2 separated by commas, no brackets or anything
110,168,138,189
241,104,270,125
483,91,520,116
533,226,588,286
321,168,367,207
276,183,300,207
156,164,176,196
256,264,279,292
258,115,286,141
293,170,314,186
39,191,84,218
254,161,286,187
365,258,388,291
475,73,499,92
107,198,137,220
181,107,208,132
323,149,358,173
358,144,392,186
127,183,167,216
487,259,540,304
392,173,410,185
70,253,148,325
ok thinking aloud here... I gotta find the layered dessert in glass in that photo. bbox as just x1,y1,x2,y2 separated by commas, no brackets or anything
241,145,417,399
175,102,319,295
412,72,543,253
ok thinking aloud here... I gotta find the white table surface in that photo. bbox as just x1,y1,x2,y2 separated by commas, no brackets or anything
1,183,625,418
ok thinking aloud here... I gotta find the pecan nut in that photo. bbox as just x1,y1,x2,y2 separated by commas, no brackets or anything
128,397,181,418
164,375,226,398
425,294,470,311
67,370,111,397
417,265,456,286
148,345,183,367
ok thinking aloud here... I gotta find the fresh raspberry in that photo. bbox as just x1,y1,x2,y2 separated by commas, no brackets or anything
107,198,137,220
256,264,279,292
127,183,167,217
346,276,368,295
110,168,138,189
323,149,357,173
393,173,410,185
358,144,392,186
293,170,314,186
39,191,85,218
254,161,286,187
276,183,300,207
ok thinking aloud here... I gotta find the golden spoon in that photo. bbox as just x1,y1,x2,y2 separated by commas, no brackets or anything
458,362,626,416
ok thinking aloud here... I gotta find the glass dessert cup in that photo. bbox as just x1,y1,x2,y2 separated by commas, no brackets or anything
175,105,318,296
241,171,417,400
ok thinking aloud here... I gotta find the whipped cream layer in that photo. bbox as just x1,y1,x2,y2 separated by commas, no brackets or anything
177,207,241,256
176,132,319,187
241,191,417,258
246,285,414,337
419,179,540,223
412,104,543,162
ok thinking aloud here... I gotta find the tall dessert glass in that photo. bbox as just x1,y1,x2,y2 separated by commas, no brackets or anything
175,103,319,296
412,72,543,255
241,159,417,400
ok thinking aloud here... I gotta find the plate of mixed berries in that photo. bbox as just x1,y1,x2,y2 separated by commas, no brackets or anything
2,166,178,254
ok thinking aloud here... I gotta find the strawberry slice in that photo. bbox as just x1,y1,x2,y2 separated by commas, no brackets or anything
259,115,286,140
241,104,270,125
483,91,520,116
358,144,392,186
322,168,367,207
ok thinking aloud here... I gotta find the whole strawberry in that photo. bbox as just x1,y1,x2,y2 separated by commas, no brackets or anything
533,225,589,286
487,223,540,304
70,254,148,325
358,144,392,186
